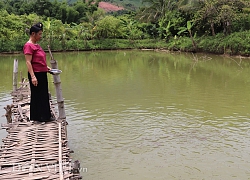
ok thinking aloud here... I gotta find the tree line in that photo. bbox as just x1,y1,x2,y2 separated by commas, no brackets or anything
0,0,99,24
0,0,250,55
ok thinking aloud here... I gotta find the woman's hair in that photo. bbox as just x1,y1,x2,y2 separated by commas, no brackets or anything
29,22,43,35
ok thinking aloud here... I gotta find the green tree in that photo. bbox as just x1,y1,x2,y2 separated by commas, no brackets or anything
94,16,125,38
21,13,41,28
66,7,79,24
51,0,62,20
60,3,68,24
74,1,88,23
194,0,246,36
86,8,106,25
34,0,52,16
140,0,177,23
119,15,144,40
0,9,28,51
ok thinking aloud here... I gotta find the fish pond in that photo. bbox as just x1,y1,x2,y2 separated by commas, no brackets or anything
1,50,250,180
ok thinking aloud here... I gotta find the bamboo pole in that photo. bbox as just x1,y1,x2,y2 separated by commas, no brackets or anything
59,122,63,180
47,45,66,120
13,59,18,91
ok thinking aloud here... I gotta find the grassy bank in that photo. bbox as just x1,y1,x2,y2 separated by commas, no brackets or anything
1,31,250,57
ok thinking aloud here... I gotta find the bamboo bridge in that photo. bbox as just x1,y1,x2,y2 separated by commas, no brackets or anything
1,56,82,179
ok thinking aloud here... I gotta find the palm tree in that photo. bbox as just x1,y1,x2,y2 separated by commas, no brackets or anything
139,0,177,23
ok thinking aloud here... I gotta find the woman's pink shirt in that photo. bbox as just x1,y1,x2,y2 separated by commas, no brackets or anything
23,43,48,72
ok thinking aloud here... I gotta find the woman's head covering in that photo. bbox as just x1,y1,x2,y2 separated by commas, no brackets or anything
30,22,43,35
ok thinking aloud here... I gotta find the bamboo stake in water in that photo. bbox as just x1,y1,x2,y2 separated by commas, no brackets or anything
13,59,18,91
47,45,66,120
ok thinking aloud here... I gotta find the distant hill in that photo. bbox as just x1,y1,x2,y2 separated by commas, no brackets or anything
103,0,143,11
66,0,143,11
99,2,125,12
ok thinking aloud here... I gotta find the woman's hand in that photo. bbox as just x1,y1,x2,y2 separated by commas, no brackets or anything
31,76,38,86
47,66,51,71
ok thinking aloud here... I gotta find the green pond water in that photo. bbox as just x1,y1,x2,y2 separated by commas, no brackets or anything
1,50,250,180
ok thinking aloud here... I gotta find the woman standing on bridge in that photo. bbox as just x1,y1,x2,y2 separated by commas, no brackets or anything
23,22,54,122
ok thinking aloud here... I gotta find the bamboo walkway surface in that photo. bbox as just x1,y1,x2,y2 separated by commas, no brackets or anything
1,78,82,180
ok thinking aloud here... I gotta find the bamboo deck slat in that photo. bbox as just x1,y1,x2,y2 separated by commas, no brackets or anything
1,80,82,180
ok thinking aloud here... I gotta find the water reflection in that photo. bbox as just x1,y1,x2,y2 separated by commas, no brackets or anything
1,51,250,179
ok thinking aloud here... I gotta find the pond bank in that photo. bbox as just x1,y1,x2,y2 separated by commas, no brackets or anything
1,33,250,58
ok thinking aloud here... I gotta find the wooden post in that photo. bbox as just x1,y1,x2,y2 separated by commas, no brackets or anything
13,59,18,91
48,46,66,120
4,105,13,123
58,122,64,180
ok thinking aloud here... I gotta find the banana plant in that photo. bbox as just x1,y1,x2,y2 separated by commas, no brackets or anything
178,20,197,50
158,18,172,40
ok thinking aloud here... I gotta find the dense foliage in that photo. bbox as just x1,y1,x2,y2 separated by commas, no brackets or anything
0,0,250,56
